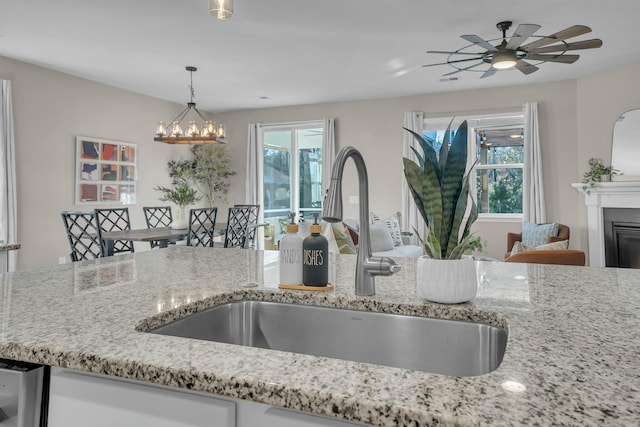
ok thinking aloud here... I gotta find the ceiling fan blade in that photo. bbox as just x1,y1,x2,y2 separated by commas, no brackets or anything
461,35,497,52
427,50,485,56
528,39,603,54
506,24,541,50
442,62,485,76
515,60,539,75
526,53,580,64
480,69,496,79
521,25,592,51
422,57,484,67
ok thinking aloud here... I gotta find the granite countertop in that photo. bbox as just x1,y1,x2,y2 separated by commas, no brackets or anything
0,247,638,426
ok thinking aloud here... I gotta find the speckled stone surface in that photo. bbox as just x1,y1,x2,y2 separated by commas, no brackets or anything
0,247,639,426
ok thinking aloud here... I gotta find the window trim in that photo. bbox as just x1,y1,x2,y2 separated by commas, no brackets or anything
261,120,324,219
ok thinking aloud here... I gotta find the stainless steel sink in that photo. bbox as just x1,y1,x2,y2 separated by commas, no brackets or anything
150,301,507,376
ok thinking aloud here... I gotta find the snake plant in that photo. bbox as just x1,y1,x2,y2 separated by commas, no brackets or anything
403,120,477,259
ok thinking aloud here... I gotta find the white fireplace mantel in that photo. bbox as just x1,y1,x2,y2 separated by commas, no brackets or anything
572,181,640,266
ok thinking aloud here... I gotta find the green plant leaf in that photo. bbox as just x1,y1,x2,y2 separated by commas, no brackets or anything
403,127,440,182
445,167,479,258
403,120,479,260
425,232,442,259
403,159,434,231
409,146,425,170
448,233,475,260
439,121,468,255
438,118,454,174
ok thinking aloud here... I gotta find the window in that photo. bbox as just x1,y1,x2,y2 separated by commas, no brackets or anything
262,122,324,221
423,112,524,218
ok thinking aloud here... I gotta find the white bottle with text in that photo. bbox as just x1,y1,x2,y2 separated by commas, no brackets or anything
279,221,303,285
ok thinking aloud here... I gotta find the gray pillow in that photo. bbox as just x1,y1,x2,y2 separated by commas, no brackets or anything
522,222,559,246
369,222,394,252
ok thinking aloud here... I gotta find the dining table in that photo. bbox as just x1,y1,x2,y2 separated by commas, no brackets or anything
101,227,188,256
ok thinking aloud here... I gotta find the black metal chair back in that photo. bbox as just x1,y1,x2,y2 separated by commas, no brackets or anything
95,208,134,254
187,208,218,247
224,206,253,248
143,206,173,249
61,211,103,262
233,204,260,249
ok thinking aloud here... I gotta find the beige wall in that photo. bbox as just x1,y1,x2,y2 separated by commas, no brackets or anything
3,54,639,267
575,61,640,257
216,79,581,260
0,55,204,269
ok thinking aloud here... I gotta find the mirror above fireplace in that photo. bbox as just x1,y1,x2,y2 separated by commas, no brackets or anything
612,108,640,180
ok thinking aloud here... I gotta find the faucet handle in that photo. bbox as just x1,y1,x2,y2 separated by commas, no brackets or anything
372,257,401,277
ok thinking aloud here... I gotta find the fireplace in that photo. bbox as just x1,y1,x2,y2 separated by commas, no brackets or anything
603,208,640,268
573,181,640,267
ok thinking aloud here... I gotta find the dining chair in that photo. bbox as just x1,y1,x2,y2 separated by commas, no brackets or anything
61,211,104,262
233,204,260,249
187,207,218,247
143,206,173,249
222,206,254,249
95,207,135,254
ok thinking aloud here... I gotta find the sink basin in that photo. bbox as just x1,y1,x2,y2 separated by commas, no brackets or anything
150,301,507,376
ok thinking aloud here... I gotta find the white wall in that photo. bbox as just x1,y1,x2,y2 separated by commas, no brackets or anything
4,54,639,267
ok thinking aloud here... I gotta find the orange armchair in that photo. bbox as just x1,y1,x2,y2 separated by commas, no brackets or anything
506,223,570,257
504,249,586,266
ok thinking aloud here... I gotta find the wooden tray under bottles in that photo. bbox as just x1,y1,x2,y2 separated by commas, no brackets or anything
278,283,334,292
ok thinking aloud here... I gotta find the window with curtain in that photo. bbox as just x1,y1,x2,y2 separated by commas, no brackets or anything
423,111,525,219
262,121,324,221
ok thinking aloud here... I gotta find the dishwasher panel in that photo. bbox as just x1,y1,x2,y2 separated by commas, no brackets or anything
0,359,45,427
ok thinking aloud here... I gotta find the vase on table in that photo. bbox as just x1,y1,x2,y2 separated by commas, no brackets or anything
171,206,189,229
416,256,478,304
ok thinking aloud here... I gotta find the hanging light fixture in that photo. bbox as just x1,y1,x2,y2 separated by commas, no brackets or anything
155,66,226,145
209,0,233,20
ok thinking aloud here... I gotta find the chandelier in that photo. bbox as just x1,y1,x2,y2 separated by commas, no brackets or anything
155,66,226,145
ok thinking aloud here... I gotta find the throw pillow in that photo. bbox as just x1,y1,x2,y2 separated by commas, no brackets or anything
278,218,289,235
370,211,404,247
331,223,356,254
511,239,569,255
369,221,395,252
522,222,559,247
320,221,340,254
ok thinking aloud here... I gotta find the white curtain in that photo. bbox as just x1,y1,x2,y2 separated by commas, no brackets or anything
246,123,264,249
321,118,336,196
0,81,17,272
523,102,546,223
402,111,425,242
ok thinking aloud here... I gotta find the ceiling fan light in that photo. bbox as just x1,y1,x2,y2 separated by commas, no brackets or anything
209,0,233,20
492,52,517,70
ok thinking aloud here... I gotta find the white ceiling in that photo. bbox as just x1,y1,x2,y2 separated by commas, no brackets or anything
1,0,639,113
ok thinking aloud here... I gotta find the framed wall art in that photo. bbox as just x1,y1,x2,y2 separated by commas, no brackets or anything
75,136,138,205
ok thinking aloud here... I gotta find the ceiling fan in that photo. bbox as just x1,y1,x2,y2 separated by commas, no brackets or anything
423,21,603,79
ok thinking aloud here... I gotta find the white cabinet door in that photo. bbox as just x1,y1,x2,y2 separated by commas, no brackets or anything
48,368,235,427
262,407,366,427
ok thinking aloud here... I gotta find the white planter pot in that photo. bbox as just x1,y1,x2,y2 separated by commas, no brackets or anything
171,206,189,230
416,256,478,304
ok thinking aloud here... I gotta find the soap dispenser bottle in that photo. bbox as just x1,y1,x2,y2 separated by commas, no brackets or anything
279,212,303,286
303,213,329,287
